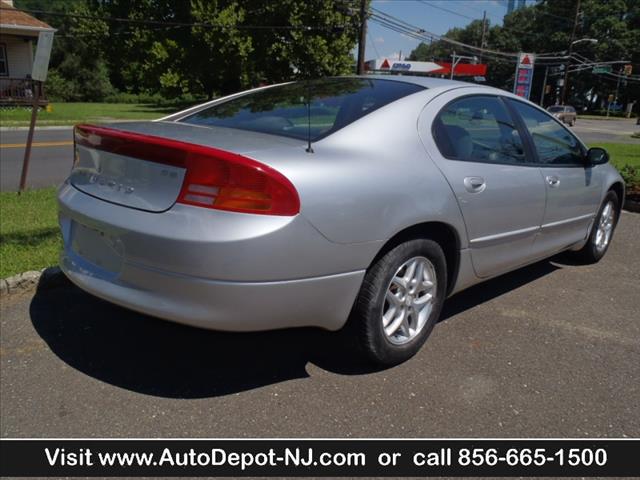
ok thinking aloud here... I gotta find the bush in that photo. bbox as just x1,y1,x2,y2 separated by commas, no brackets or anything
101,91,206,106
102,92,166,104
592,109,637,118
46,56,115,102
619,164,640,193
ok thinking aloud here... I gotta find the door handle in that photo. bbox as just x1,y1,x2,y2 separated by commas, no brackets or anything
546,175,560,188
463,176,486,193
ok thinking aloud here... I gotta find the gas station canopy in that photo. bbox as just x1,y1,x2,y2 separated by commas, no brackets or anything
365,58,487,77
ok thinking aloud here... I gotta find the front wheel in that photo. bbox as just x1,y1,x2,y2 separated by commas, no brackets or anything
348,239,447,366
574,191,619,263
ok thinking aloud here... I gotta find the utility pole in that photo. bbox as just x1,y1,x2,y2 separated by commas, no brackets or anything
479,10,487,63
539,66,549,107
356,0,367,75
607,68,623,117
18,81,41,192
561,0,581,105
450,51,456,79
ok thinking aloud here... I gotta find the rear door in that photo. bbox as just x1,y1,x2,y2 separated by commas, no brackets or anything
506,99,603,255
419,92,546,278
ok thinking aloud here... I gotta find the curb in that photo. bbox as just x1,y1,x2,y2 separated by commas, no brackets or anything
1,120,154,132
0,125,74,131
623,199,640,214
0,266,65,297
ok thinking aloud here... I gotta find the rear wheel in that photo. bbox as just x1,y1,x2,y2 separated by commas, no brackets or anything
348,239,447,366
574,191,618,263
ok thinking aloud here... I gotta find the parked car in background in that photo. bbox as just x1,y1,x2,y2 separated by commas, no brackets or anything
58,76,624,366
547,105,577,126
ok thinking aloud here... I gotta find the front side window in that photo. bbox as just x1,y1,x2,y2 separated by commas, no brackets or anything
180,78,424,141
433,95,526,164
508,99,584,166
0,44,8,76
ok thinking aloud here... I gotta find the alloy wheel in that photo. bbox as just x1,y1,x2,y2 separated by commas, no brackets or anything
595,201,615,252
381,256,437,345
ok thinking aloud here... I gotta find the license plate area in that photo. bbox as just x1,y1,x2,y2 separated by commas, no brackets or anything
70,221,124,274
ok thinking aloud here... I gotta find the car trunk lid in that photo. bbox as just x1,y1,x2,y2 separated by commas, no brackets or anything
70,122,303,213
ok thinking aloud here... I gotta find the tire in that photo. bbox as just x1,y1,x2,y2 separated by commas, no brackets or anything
574,191,619,264
348,239,447,366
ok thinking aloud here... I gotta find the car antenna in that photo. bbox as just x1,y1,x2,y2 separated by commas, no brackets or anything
305,79,314,153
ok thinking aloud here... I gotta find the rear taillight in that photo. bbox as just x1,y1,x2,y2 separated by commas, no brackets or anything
74,124,300,216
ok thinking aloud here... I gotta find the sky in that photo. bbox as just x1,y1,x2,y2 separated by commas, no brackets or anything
366,0,534,61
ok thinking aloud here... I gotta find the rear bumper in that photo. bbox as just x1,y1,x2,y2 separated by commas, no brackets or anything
57,183,372,331
60,250,364,331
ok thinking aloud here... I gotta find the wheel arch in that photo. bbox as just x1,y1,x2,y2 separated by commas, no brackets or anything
608,181,625,216
369,221,461,296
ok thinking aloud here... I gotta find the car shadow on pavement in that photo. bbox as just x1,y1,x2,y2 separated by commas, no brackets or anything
30,259,560,399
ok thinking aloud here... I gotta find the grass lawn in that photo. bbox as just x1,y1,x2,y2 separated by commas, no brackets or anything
0,102,183,127
588,142,640,169
0,187,61,278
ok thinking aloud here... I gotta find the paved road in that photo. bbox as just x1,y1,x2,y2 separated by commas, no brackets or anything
572,117,640,144
0,128,73,192
1,117,638,192
1,211,638,438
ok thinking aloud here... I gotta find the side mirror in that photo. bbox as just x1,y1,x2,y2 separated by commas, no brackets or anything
586,147,609,166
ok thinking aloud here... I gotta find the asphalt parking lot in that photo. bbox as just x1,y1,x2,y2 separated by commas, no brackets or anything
1,212,639,439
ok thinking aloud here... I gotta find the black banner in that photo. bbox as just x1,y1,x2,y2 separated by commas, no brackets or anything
1,439,638,477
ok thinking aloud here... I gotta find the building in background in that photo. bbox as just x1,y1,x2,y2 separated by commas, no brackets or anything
507,0,527,16
0,0,54,106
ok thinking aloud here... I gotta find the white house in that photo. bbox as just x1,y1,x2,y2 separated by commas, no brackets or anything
0,0,54,105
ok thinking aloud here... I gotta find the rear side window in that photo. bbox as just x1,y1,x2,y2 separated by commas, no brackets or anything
433,95,526,164
180,78,424,141
507,100,584,166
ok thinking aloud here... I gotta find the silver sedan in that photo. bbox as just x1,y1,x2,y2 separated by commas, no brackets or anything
58,76,624,365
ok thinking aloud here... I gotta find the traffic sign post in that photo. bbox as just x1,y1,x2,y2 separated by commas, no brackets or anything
592,66,612,74
19,31,54,193
513,53,535,100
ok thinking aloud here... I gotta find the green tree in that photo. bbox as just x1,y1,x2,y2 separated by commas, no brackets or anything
407,0,640,112
15,0,115,101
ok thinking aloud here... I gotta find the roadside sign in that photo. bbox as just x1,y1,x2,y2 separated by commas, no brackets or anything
31,31,55,82
593,66,612,74
513,53,535,99
365,58,487,76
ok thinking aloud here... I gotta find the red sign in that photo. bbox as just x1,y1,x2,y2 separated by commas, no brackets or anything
432,63,488,76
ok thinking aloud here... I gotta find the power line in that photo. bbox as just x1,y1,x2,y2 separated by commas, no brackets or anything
371,8,515,58
371,7,592,64
367,31,382,58
418,0,475,21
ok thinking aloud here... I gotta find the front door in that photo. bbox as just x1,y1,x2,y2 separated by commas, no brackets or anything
506,99,603,255
420,93,546,278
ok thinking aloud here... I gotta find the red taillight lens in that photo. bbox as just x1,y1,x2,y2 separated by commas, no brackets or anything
74,124,300,216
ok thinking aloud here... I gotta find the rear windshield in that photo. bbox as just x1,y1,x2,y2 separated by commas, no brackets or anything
547,106,564,112
179,78,425,141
